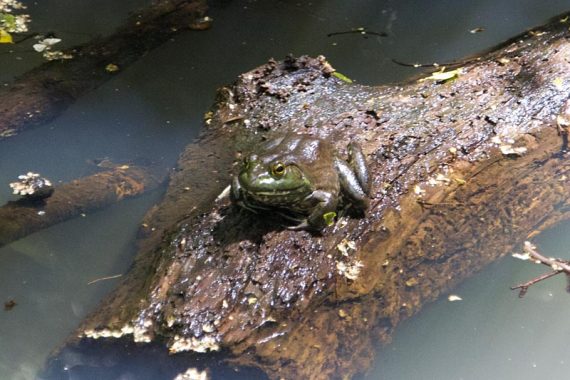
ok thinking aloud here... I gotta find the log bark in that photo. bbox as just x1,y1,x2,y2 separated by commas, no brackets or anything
0,0,209,139
44,13,570,380
0,165,166,248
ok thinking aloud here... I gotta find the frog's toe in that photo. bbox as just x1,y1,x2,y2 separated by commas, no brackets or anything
287,220,311,230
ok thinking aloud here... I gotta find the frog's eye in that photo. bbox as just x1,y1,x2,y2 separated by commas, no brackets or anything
271,162,286,177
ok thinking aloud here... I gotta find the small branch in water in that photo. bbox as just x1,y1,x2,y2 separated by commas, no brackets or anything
87,274,123,285
391,57,482,69
511,270,561,298
327,27,387,38
510,241,570,297
4,299,17,311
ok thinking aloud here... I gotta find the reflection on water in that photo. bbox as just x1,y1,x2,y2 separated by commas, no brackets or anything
1,0,569,379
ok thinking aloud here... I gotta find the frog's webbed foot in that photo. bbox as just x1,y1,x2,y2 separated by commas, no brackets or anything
334,157,369,210
270,209,309,230
287,220,311,231
286,190,337,231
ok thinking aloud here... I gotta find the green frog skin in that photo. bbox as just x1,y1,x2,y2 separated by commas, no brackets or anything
231,134,370,230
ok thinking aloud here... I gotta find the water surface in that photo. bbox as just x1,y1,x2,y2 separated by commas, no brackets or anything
1,1,569,379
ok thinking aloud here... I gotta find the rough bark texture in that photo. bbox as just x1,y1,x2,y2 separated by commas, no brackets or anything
44,14,570,380
0,0,209,139
0,165,166,248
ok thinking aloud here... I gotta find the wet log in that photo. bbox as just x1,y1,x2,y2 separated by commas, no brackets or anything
44,13,570,380
0,165,166,248
0,0,209,139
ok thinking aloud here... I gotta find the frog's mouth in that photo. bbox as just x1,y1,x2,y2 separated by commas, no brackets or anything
240,179,312,206
246,186,312,204
246,192,312,212
250,187,308,196
238,169,311,195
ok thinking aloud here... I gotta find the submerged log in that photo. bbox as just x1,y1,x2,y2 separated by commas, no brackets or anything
44,13,570,380
0,165,166,248
0,0,209,139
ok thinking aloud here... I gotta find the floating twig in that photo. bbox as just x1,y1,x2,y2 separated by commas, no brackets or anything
4,299,16,311
327,27,387,38
391,56,481,69
510,241,570,297
87,274,123,285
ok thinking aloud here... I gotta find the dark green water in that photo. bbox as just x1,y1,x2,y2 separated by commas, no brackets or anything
0,1,569,379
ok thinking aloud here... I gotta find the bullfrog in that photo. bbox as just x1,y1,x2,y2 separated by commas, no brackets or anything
231,134,371,230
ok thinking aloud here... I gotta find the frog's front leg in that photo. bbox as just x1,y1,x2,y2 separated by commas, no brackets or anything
347,142,371,194
289,190,337,230
231,175,260,213
230,175,242,203
334,157,369,209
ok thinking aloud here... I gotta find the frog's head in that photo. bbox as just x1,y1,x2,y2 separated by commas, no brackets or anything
237,154,313,205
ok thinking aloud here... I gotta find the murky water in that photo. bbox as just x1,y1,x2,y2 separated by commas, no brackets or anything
370,221,570,380
1,1,569,379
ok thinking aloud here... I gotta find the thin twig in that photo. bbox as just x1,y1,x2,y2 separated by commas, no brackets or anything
510,270,561,298
327,28,387,38
87,274,123,285
524,241,570,272
511,241,570,297
391,56,482,69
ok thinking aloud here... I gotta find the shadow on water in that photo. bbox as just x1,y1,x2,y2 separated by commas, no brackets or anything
40,339,268,380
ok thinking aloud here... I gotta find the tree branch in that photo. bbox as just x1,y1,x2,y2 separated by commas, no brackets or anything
0,164,166,248
511,241,570,297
